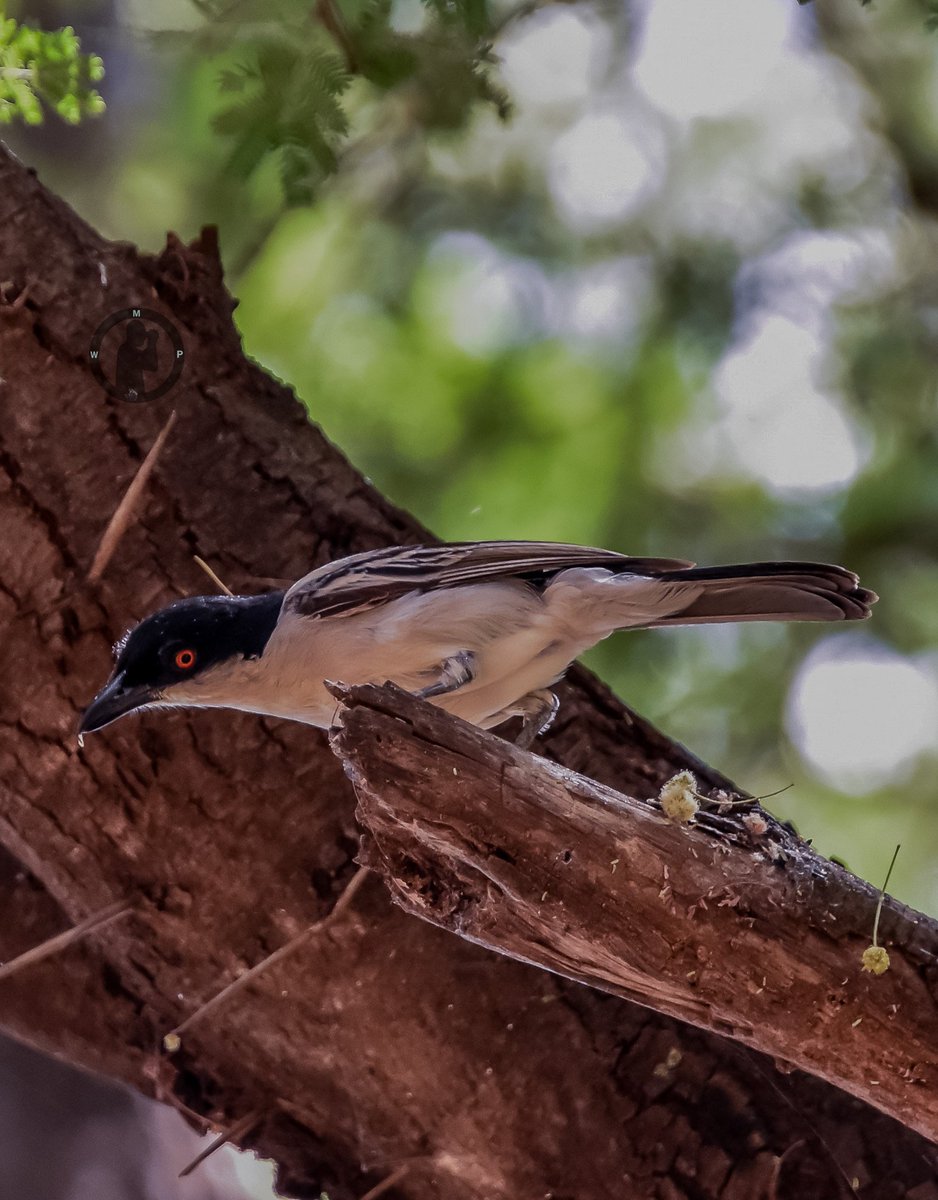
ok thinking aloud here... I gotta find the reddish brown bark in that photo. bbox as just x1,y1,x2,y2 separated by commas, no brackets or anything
0,143,936,1199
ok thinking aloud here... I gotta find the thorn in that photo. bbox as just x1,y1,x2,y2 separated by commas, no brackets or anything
147,1052,213,1131
166,866,371,1042
193,555,234,597
768,1140,806,1200
3,279,32,310
178,1109,264,1178
88,410,177,583
750,1059,861,1198
275,1096,321,1126
359,1163,411,1200
0,899,132,983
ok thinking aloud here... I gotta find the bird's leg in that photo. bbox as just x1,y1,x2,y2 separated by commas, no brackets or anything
513,688,560,749
414,650,477,699
484,688,560,748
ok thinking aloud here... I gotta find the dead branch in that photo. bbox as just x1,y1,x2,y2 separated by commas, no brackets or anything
331,683,938,1144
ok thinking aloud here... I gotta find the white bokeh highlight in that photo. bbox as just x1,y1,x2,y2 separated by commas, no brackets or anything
499,7,612,108
561,256,654,342
786,639,938,793
738,228,900,326
712,314,869,496
549,110,664,230
425,232,551,355
631,0,802,122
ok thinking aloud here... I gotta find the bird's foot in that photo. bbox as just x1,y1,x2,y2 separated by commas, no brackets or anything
414,650,477,699
513,688,560,749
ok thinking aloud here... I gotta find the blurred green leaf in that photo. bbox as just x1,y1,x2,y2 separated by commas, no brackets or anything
201,0,507,201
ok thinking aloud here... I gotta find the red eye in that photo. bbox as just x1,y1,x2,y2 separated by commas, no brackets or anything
174,648,196,670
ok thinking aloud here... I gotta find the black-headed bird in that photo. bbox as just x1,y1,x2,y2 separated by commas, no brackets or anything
79,541,876,747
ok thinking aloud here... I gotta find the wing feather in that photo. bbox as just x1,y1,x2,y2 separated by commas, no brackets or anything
283,541,695,620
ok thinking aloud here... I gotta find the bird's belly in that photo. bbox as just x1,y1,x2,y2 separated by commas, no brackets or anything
255,583,574,729
430,635,578,726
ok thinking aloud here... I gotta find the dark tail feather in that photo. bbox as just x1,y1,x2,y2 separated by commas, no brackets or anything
646,561,877,625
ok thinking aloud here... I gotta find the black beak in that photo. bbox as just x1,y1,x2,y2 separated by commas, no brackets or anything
78,672,158,736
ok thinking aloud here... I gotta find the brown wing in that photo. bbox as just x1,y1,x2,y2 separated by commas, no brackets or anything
283,541,696,620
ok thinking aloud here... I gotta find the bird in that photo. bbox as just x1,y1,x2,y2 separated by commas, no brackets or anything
79,540,877,746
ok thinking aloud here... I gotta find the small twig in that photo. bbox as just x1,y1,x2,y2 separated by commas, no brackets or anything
88,410,177,582
193,555,234,597
872,844,901,949
178,1108,264,1178
315,0,358,71
699,783,794,810
359,1163,411,1200
0,899,132,983
165,866,371,1044
749,782,794,803
860,843,901,975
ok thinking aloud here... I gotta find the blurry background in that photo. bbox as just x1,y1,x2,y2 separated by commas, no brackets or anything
4,0,938,1192
9,0,938,909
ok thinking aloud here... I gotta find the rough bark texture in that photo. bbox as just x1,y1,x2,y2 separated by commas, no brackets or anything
1,142,937,1199
333,682,938,1144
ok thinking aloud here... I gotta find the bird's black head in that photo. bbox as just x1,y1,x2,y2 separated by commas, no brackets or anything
79,591,285,736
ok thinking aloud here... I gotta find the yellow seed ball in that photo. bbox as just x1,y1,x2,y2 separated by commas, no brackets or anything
659,771,699,825
861,945,890,976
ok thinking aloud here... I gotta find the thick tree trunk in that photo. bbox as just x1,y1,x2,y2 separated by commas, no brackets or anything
0,142,936,1200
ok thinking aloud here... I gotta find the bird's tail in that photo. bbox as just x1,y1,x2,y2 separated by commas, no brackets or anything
640,561,876,627
550,560,877,637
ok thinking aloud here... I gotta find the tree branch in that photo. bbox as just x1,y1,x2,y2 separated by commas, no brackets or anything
332,682,938,1144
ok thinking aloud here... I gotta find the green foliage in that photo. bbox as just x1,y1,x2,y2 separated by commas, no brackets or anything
201,0,508,203
0,13,104,126
213,35,350,204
